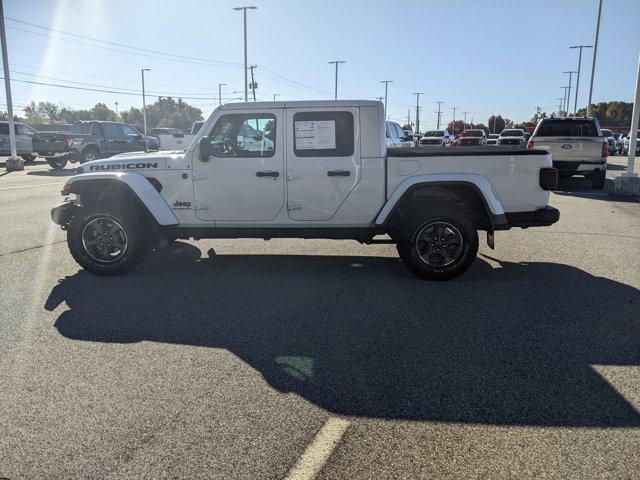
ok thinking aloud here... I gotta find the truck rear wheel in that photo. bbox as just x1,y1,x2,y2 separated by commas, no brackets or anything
591,169,606,190
80,147,99,164
397,207,478,280
67,208,149,275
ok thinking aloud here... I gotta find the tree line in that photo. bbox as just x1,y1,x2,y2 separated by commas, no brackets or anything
15,97,204,132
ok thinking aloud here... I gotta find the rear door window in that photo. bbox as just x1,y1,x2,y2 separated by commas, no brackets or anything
0,123,9,135
537,120,598,137
71,123,93,134
293,111,354,157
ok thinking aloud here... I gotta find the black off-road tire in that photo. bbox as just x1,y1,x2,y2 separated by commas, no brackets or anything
47,157,68,170
397,207,479,280
591,169,606,190
67,207,150,275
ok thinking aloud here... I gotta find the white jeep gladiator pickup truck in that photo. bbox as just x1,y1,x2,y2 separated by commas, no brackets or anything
51,100,559,280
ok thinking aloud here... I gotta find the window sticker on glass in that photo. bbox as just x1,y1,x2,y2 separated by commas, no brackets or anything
295,120,336,150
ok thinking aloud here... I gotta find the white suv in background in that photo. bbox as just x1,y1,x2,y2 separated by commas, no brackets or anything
528,117,607,189
419,129,452,147
497,129,526,148
385,121,414,148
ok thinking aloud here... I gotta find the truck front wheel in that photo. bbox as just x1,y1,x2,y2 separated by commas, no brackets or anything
397,207,479,280
67,208,149,275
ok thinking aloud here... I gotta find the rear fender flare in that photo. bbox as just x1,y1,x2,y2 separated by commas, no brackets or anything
375,173,506,227
63,172,178,226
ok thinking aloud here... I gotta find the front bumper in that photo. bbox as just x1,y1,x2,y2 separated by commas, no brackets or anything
51,200,79,228
502,206,560,229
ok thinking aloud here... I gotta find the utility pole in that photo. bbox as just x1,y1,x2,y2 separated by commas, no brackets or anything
587,0,602,117
435,101,444,130
233,5,257,102
328,60,345,100
563,71,577,115
413,92,422,134
218,83,226,106
556,97,565,117
1,0,21,171
380,80,393,119
273,93,279,101
570,44,593,115
248,64,257,101
561,86,569,115
451,107,457,135
463,111,469,130
141,68,150,135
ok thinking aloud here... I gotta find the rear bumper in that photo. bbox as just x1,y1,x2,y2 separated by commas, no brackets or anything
501,206,560,229
553,159,606,173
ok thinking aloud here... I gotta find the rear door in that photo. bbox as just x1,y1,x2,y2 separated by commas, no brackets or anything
285,107,361,221
534,119,602,162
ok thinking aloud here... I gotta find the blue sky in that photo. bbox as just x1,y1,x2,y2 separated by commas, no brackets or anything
5,0,640,128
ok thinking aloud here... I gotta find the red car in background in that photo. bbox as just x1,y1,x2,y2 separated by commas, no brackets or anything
455,129,488,146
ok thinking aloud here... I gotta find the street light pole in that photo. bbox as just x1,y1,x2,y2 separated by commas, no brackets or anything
570,44,593,114
141,68,150,136
625,54,640,176
328,61,345,100
413,92,422,133
233,6,257,102
218,83,226,106
0,0,21,171
587,0,602,117
463,111,469,130
380,80,393,119
273,93,279,101
563,71,577,115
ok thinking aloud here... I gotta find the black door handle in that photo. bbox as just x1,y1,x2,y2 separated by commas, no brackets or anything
327,170,351,177
256,170,280,177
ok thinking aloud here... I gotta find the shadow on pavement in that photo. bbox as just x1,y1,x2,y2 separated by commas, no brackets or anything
555,177,639,203
27,169,76,177
46,242,640,427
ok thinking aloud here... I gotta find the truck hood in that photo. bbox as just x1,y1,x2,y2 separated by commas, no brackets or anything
499,136,524,140
80,151,186,173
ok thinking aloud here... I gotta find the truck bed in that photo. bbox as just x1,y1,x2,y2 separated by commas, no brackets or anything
388,147,549,157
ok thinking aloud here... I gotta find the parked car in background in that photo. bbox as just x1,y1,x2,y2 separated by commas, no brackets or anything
0,122,37,161
190,121,204,135
455,129,487,146
621,132,638,156
612,132,623,155
527,117,607,189
385,121,414,148
486,134,499,145
497,128,526,148
419,129,452,147
151,127,195,150
601,129,616,154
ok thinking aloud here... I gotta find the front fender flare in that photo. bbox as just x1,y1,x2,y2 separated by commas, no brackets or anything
62,172,178,226
375,173,506,226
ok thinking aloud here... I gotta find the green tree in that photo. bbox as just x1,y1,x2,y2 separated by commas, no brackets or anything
576,101,633,127
90,102,120,121
487,115,506,134
38,101,60,122
58,108,93,123
23,101,44,123
121,107,144,126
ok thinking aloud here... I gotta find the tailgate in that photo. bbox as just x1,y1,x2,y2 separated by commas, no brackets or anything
535,136,602,162
33,133,69,153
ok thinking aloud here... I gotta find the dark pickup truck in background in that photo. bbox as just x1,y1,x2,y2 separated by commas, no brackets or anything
33,121,158,169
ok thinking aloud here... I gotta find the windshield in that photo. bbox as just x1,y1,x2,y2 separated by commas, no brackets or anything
423,131,444,137
601,129,613,138
489,134,499,139
500,130,523,137
462,130,483,137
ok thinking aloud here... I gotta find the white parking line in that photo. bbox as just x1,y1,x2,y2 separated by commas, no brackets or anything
284,417,350,480
0,182,64,191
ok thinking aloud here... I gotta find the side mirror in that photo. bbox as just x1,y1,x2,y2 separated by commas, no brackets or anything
198,136,211,161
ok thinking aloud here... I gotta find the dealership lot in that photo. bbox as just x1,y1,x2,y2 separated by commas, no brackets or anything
0,157,639,479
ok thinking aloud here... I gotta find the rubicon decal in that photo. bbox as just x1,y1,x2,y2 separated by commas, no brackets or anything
172,200,192,210
90,162,158,171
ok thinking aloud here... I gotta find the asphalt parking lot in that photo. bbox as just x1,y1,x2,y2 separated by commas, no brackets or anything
0,156,639,479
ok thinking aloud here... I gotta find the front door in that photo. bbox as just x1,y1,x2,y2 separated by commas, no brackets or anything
193,110,284,223
285,108,361,221
120,124,147,153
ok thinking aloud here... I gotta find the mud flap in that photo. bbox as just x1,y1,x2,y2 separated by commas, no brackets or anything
486,229,495,249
